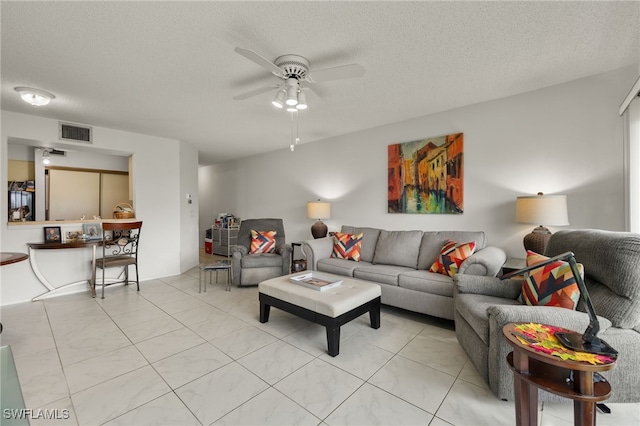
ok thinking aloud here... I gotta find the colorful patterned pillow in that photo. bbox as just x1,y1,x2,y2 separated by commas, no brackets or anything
331,232,363,261
429,240,476,277
250,230,277,254
519,251,582,310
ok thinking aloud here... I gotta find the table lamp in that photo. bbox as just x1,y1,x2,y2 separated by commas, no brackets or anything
307,200,331,239
516,192,569,254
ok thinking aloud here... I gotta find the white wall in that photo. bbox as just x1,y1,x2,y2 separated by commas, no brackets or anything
18,147,129,171
199,65,639,258
198,161,239,245
1,111,199,305
179,141,200,271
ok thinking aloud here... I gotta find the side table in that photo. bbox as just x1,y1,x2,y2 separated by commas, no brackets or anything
290,242,306,273
199,260,232,292
501,257,526,276
503,323,616,426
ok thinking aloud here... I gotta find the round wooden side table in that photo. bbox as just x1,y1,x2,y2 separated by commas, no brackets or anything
1,252,29,334
502,323,616,426
0,252,28,266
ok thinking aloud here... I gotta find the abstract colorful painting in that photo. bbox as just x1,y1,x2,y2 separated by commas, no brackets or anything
388,133,463,214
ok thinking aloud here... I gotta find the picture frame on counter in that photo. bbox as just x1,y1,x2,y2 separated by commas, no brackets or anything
44,226,62,243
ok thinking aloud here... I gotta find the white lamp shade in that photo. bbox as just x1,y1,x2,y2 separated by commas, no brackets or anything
286,85,298,106
307,201,331,220
516,194,569,226
296,91,307,110
271,90,285,108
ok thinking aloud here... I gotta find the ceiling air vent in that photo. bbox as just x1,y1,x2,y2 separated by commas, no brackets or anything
59,122,92,143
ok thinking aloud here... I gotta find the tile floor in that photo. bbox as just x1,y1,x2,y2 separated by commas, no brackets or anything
1,253,639,425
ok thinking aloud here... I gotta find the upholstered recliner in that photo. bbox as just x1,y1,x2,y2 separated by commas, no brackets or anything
453,229,640,403
230,218,292,286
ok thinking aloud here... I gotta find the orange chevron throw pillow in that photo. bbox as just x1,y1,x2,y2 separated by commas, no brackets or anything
250,230,277,254
519,251,582,310
331,232,363,261
429,240,476,277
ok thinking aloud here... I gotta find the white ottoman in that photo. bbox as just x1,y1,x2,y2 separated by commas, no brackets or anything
258,273,381,356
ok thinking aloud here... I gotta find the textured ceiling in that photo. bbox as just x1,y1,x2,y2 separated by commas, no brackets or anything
2,1,639,165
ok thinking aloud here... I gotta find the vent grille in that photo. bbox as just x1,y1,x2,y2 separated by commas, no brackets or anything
59,122,92,143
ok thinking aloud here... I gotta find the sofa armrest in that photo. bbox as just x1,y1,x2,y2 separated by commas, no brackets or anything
454,274,522,300
487,304,613,334
230,246,247,285
276,244,293,256
459,246,506,277
302,237,334,270
230,245,248,256
277,244,293,275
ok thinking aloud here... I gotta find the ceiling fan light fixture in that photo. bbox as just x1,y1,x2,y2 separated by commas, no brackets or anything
271,90,285,108
285,84,298,106
296,91,307,110
15,87,55,107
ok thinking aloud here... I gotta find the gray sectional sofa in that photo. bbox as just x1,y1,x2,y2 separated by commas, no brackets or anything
302,225,506,320
453,229,640,402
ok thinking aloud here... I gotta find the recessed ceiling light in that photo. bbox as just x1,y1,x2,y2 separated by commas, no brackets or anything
14,87,55,107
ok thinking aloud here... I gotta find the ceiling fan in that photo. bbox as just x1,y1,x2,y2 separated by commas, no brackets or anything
232,47,366,110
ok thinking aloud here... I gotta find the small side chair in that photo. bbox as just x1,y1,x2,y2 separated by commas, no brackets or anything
94,221,143,299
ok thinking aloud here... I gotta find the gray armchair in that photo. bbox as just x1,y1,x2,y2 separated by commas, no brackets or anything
230,218,292,286
453,229,640,403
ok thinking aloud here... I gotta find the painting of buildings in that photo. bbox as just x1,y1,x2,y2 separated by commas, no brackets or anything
388,133,464,214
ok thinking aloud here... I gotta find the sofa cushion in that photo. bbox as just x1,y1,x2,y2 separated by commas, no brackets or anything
241,253,283,268
353,264,413,286
398,270,454,297
373,230,423,268
250,230,276,254
455,293,521,345
520,251,582,310
418,231,487,270
429,240,476,277
341,226,381,263
317,258,371,277
331,231,363,261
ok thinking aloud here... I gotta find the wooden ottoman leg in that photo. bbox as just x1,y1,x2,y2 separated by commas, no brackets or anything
369,297,381,329
260,301,271,323
326,323,341,357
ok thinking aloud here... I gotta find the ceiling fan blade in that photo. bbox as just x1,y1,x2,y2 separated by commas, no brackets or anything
234,47,283,76
306,64,366,83
299,82,321,99
233,85,280,101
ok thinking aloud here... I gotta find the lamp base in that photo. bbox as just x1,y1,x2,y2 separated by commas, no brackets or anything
311,220,328,239
555,332,618,357
523,226,552,254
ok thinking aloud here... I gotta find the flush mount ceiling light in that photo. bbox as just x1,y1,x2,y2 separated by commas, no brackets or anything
15,87,55,107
